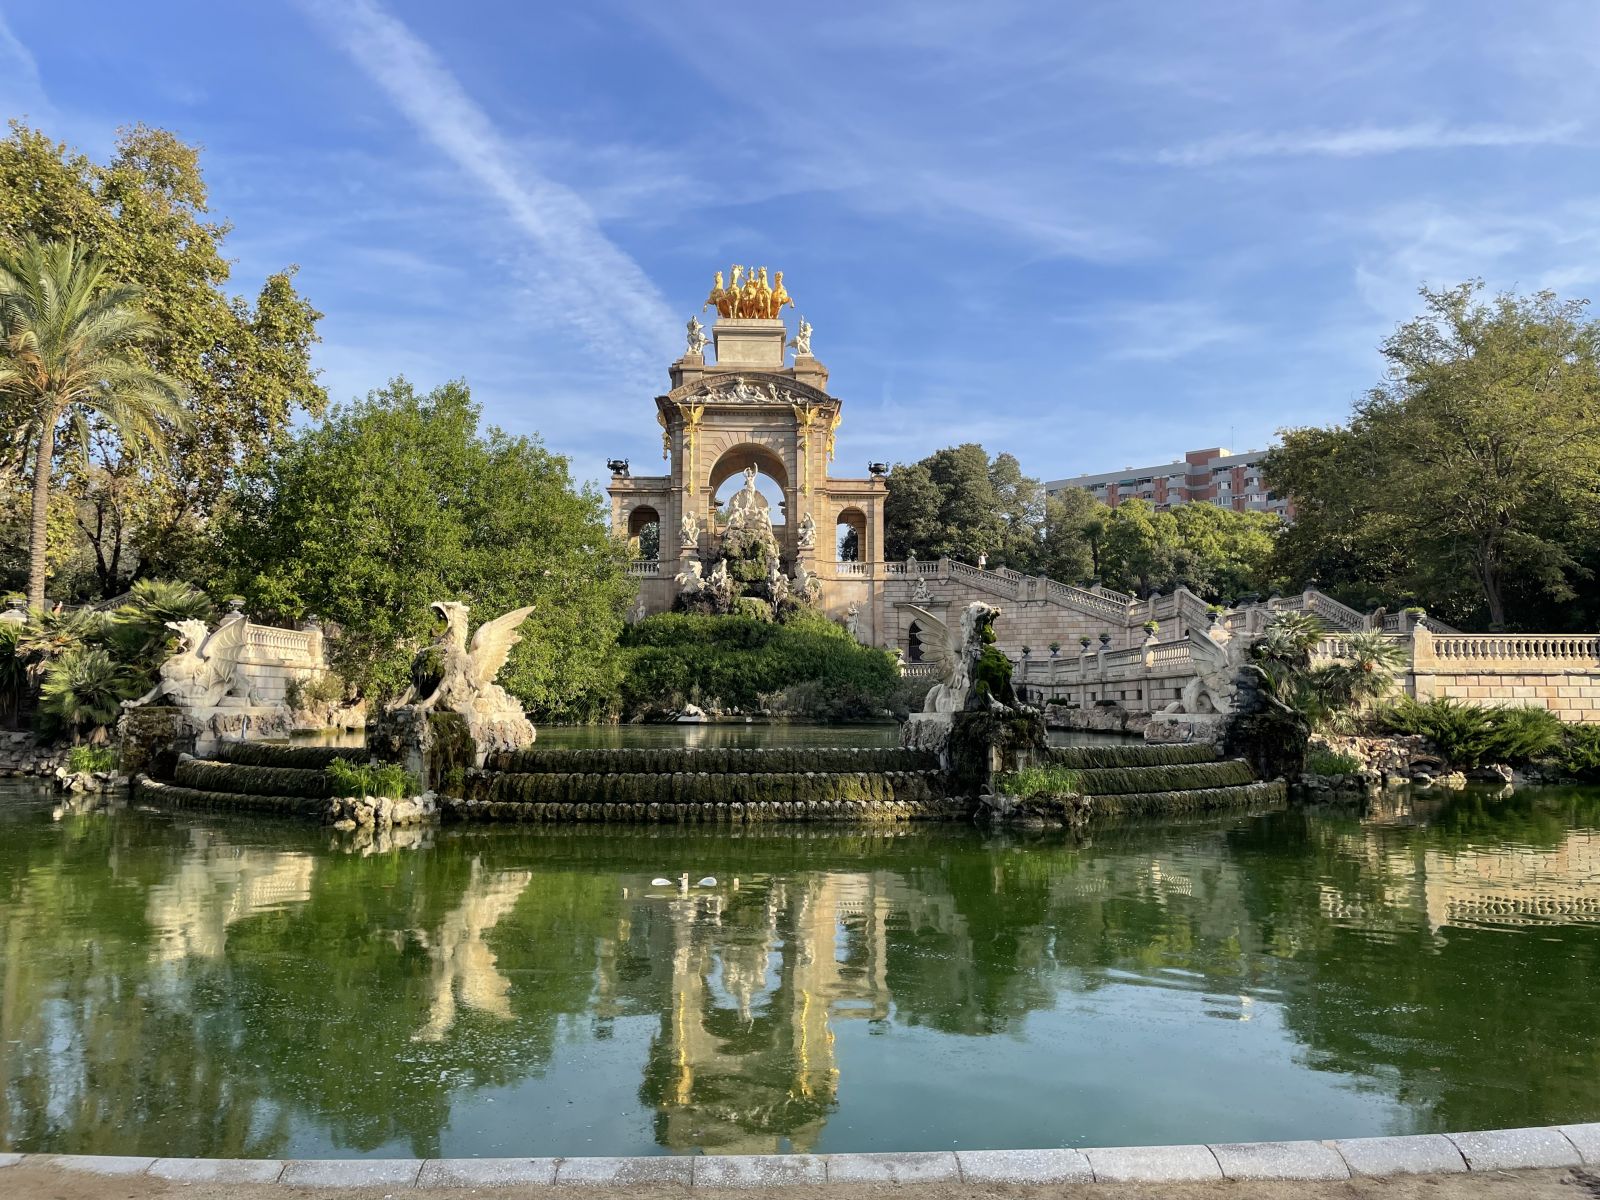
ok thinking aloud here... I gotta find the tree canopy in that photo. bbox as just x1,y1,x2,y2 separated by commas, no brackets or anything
1265,282,1600,630
211,379,634,720
0,122,325,599
883,443,1279,600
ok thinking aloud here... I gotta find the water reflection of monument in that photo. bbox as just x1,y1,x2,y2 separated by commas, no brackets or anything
1318,825,1600,932
146,831,316,963
627,873,891,1153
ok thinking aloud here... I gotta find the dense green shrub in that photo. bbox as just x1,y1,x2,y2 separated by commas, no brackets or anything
66,744,118,774
618,610,900,717
1380,697,1566,768
996,763,1081,797
1558,724,1600,780
1486,705,1565,763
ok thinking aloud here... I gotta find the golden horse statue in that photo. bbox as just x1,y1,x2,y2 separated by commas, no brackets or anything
755,267,773,319
705,264,794,319
703,270,731,318
770,270,793,318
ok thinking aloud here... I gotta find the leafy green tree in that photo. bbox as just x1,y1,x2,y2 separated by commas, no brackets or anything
987,451,1045,569
0,236,188,611
1168,502,1281,601
1268,282,1600,630
883,461,941,561
0,122,325,598
924,444,1007,562
1098,499,1182,596
885,444,1032,566
212,379,634,719
1037,489,1098,584
1260,425,1414,612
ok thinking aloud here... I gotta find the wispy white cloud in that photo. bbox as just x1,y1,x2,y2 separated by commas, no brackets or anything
1147,121,1579,167
0,12,48,112
290,0,676,384
1059,300,1253,362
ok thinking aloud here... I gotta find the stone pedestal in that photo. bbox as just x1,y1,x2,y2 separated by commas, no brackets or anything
711,318,787,368
118,706,204,781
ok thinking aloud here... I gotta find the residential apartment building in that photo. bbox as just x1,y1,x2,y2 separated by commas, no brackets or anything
1044,447,1290,518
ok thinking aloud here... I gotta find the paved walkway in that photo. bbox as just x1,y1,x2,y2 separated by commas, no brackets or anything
3,1125,1598,1198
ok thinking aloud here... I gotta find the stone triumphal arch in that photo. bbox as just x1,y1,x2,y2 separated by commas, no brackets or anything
608,275,887,644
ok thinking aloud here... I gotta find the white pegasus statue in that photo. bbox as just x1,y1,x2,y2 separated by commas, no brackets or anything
124,614,254,710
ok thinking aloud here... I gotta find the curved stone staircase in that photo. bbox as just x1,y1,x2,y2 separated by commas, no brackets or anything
132,739,1282,827
136,742,351,817
1045,742,1285,817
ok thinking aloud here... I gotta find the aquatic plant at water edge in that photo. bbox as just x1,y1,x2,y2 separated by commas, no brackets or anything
996,763,1081,798
326,756,419,800
1307,748,1363,776
66,743,118,774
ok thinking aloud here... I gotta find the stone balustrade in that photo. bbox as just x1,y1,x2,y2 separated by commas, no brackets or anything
627,561,661,577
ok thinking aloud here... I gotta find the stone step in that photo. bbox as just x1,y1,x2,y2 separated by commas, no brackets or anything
487,746,940,775
444,795,965,824
1080,780,1287,816
176,759,333,798
1072,759,1255,796
1049,742,1221,770
469,769,948,808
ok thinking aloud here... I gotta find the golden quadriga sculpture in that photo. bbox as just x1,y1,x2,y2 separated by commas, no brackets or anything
704,265,794,319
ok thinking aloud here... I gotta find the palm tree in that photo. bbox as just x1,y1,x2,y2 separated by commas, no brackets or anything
0,236,187,611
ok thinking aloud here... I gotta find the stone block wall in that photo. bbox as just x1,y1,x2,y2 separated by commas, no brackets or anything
1410,630,1600,723
1415,670,1600,722
0,730,63,778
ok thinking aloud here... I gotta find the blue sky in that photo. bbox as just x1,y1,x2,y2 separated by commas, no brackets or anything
3,1,1598,489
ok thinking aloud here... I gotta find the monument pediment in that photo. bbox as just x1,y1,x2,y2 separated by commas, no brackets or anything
662,372,835,408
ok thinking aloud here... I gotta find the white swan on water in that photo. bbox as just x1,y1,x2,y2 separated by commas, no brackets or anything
648,873,718,891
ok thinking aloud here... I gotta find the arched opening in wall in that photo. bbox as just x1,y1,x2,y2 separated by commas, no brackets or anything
836,506,866,562
627,505,661,560
907,621,926,663
709,444,789,529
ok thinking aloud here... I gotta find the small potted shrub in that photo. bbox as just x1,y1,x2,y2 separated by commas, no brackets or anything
1049,641,1061,657
1142,619,1159,636
1079,636,1092,650
1021,645,1032,658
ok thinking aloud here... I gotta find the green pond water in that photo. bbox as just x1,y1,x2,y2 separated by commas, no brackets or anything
2,778,1598,1160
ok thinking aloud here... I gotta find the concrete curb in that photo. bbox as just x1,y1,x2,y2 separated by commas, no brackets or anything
1,1123,1596,1187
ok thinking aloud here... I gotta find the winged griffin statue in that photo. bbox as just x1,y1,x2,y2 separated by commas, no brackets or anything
125,614,254,709
390,601,537,751
903,601,1016,712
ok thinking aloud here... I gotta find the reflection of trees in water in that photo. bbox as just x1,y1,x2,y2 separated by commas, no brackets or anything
4,799,1600,1157
1226,791,1600,1132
